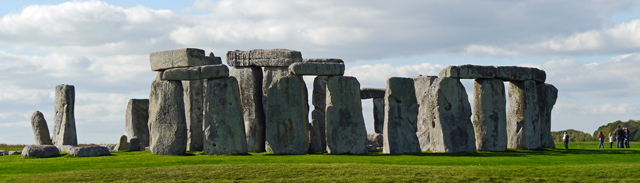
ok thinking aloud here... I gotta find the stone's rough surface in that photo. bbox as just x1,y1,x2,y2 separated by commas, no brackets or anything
264,76,309,155
58,145,76,153
129,137,141,151
360,88,386,99
205,52,222,65
439,65,496,79
507,80,540,150
115,135,128,151
150,48,205,71
125,99,149,149
226,49,303,67
308,122,323,153
68,146,110,157
203,77,249,155
21,145,60,158
303,58,345,63
538,83,558,149
52,84,77,147
230,67,265,152
373,98,385,133
325,76,367,154
149,73,187,155
472,79,507,152
262,67,290,114
496,66,546,82
383,77,421,154
310,109,326,152
413,76,438,152
428,78,477,153
183,80,204,151
289,62,345,76
311,76,328,150
31,111,53,145
366,133,384,152
162,65,229,80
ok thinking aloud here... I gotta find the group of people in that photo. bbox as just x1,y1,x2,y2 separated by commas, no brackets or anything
597,125,631,149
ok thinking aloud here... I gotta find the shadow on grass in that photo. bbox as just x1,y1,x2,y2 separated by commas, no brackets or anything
364,148,640,157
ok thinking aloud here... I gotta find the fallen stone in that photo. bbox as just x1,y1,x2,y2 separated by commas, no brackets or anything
507,80,540,150
496,66,546,82
538,83,558,149
149,73,187,155
373,98,385,133
264,75,309,155
226,49,303,67
360,88,386,99
414,75,438,152
57,145,76,153
8,151,21,155
115,135,128,151
383,77,421,154
311,76,328,150
21,145,60,158
100,144,116,152
325,76,367,154
230,66,265,152
472,79,507,152
68,146,110,157
289,62,345,76
262,67,290,114
31,111,53,145
150,48,205,71
366,133,384,152
162,65,229,80
183,79,204,151
52,84,77,147
439,65,496,79
129,136,141,151
205,52,222,65
203,77,248,155
428,77,476,153
125,99,150,150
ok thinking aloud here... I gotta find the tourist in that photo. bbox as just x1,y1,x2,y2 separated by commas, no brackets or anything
598,131,605,149
614,125,624,148
624,128,630,148
562,132,569,149
609,132,614,148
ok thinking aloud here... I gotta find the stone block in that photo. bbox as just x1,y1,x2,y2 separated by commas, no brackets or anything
150,48,205,71
230,66,265,152
383,77,421,154
129,137,141,151
496,66,546,82
264,76,309,155
428,78,476,153
21,145,60,158
31,111,52,145
262,67,290,114
373,98,384,133
472,79,507,152
149,73,187,155
360,88,386,99
325,76,367,154
205,52,222,65
414,76,438,152
115,135,128,151
538,83,558,149
125,99,150,149
226,49,302,67
183,79,204,151
52,84,77,147
161,65,229,80
289,62,345,76
507,80,541,150
68,146,110,157
203,77,248,155
439,65,496,79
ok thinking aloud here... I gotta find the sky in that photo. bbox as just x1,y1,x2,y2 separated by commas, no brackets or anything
1,0,640,144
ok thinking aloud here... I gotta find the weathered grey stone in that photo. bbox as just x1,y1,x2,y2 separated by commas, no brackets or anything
230,66,265,152
360,88,386,99
115,135,128,151
414,76,438,152
309,109,326,152
538,83,558,149
129,137,141,151
226,49,303,67
262,67,290,114
31,111,52,145
68,146,110,157
162,65,229,80
373,98,385,133
203,77,248,155
303,58,344,63
58,145,76,153
289,62,345,76
472,79,507,152
496,66,546,82
428,78,476,153
205,52,222,65
311,76,328,150
99,144,116,151
264,76,309,155
125,99,149,150
308,122,323,153
149,73,187,155
183,79,204,151
325,76,367,154
507,80,540,150
150,48,205,71
439,65,496,79
52,84,77,147
383,77,421,154
21,145,60,158
8,151,21,155
366,133,384,152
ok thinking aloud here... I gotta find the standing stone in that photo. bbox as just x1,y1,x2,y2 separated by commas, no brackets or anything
311,76,328,151
325,76,367,154
308,122,323,153
125,99,149,149
183,80,204,151
203,77,248,155
428,78,476,153
538,83,558,149
373,98,385,133
472,79,507,151
414,76,438,151
31,111,52,145
230,66,265,152
129,136,141,151
149,73,187,155
52,84,77,147
115,135,128,151
383,77,421,154
507,80,540,150
309,109,326,153
262,67,290,114
264,76,309,155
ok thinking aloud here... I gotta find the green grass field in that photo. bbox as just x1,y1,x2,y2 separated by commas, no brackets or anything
1,142,639,182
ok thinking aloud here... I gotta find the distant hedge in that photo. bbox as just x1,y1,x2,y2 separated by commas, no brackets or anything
592,119,639,141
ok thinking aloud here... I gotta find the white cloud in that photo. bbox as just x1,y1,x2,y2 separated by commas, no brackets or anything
580,103,639,115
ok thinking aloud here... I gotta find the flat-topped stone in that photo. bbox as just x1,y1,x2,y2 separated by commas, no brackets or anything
68,146,110,157
303,58,345,63
52,84,77,147
150,48,205,71
161,65,229,80
289,62,345,76
125,99,150,150
360,88,386,99
496,66,546,82
227,49,302,67
21,145,60,158
325,76,367,154
439,65,496,79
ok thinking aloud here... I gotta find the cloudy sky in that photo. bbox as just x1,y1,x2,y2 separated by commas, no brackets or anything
1,0,639,144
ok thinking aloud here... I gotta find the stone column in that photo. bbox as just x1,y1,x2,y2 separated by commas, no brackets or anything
310,76,328,152
414,76,438,152
125,99,149,150
183,80,204,151
31,111,52,145
149,73,187,155
264,75,309,155
262,67,290,114
538,83,558,149
428,78,476,153
373,98,385,133
472,79,507,151
325,76,367,154
203,77,248,155
383,77,421,154
230,66,265,152
507,80,540,150
52,84,77,147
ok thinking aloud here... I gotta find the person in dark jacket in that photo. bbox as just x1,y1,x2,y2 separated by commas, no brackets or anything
614,125,624,148
624,128,630,148
562,132,569,149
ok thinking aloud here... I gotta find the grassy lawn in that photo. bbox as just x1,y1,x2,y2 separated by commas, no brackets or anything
1,142,639,182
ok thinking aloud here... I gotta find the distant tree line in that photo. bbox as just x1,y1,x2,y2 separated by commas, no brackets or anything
552,119,639,142
551,129,594,142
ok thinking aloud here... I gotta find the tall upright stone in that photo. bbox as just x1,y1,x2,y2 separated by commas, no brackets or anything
310,76,328,152
538,83,558,149
428,78,476,153
203,77,248,155
115,135,128,151
507,80,540,150
414,76,438,152
383,77,420,154
325,76,367,154
52,84,77,147
308,122,323,153
183,80,204,151
373,98,385,133
125,99,149,149
230,66,265,152
31,111,52,145
264,76,309,155
149,73,187,155
262,67,290,114
472,79,507,151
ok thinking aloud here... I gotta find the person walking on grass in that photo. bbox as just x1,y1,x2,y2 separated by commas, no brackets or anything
624,128,630,148
598,131,605,149
563,132,569,149
615,125,624,148
609,132,614,148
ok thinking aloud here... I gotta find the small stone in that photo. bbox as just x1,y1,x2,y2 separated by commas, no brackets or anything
226,49,303,67
428,77,476,153
472,79,507,152
264,76,309,155
289,62,345,76
52,84,77,147
507,80,540,150
129,137,141,151
325,76,367,154
414,76,438,152
149,73,187,155
31,111,53,145
115,135,128,151
21,145,60,158
383,77,421,154
230,66,265,152
439,65,496,79
68,146,110,157
150,48,205,71
125,99,149,150
203,77,248,155
360,88,386,99
161,65,229,80
495,66,546,82
366,133,384,152
205,52,222,65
